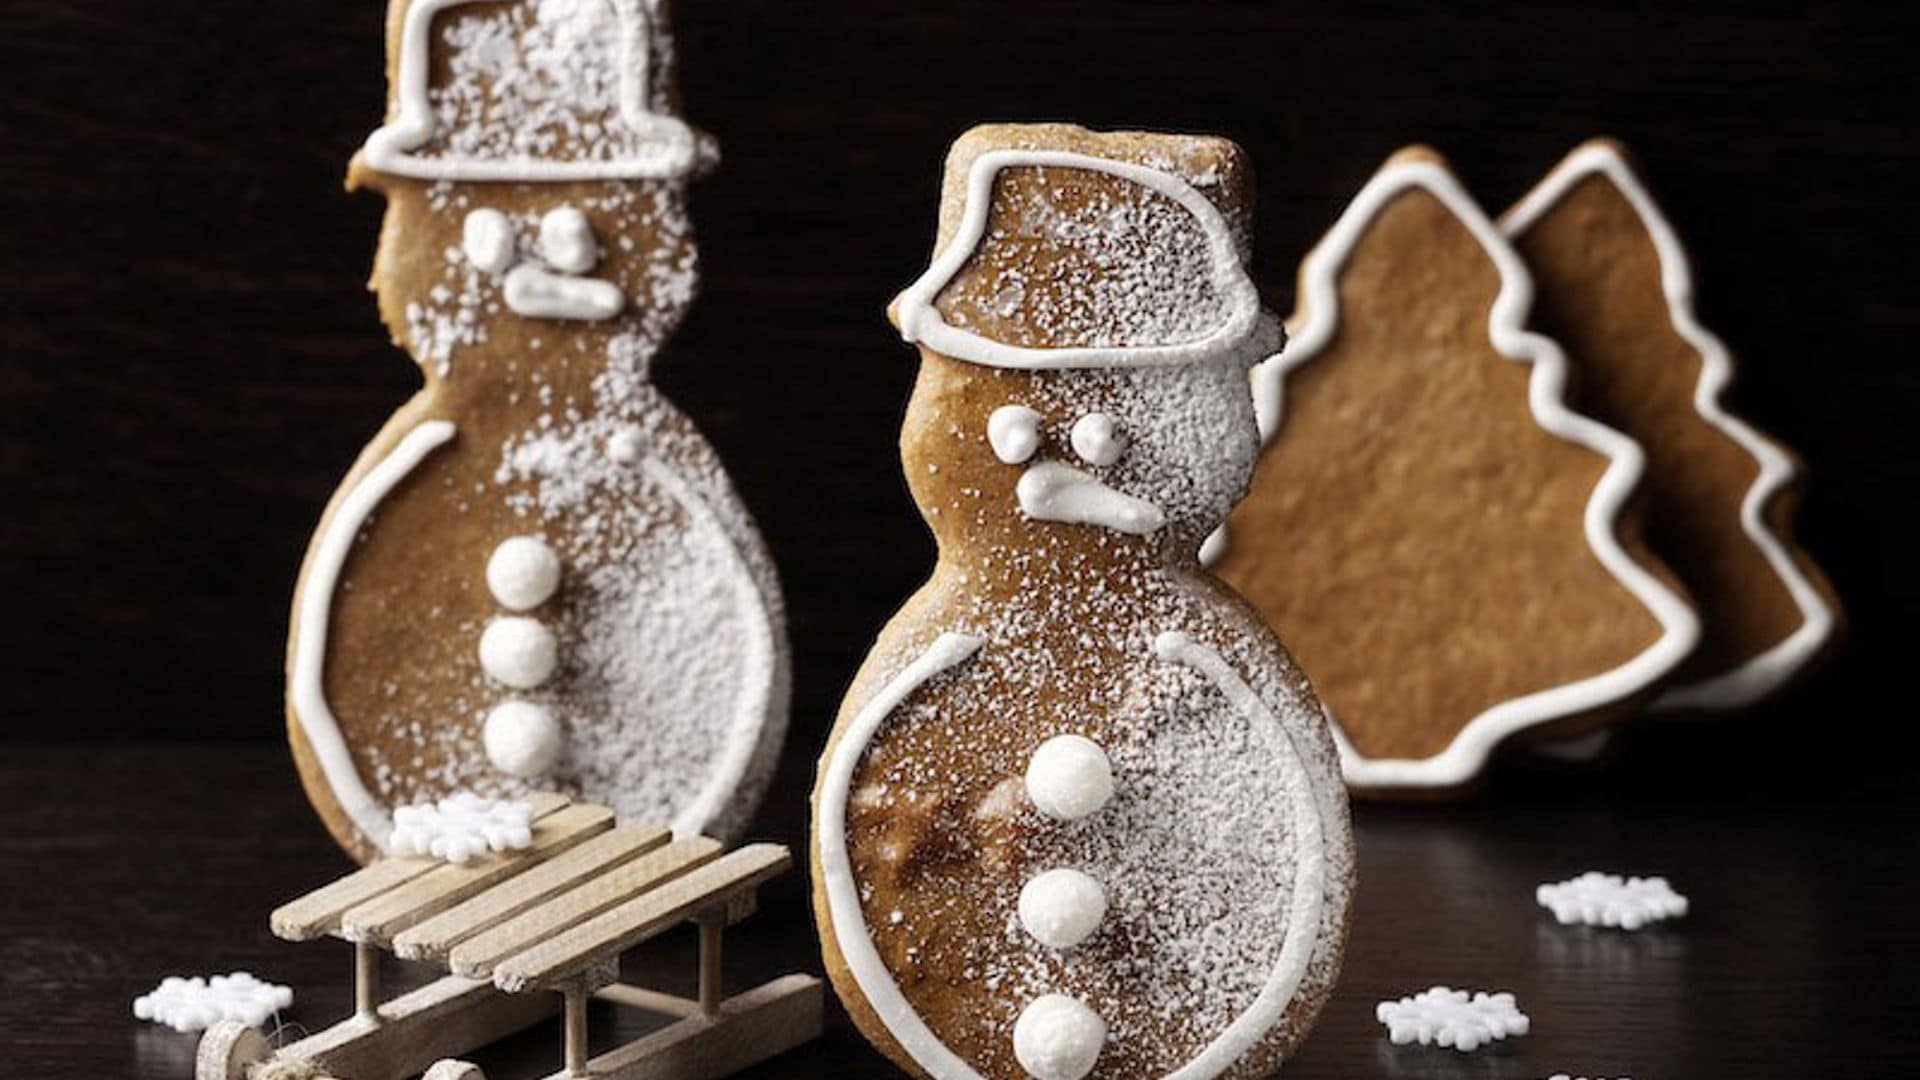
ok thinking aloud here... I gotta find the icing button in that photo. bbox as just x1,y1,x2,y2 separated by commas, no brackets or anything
1018,868,1107,950
483,700,563,778
478,616,559,689
486,535,561,611
461,208,515,274
1013,994,1106,1080
1025,734,1114,821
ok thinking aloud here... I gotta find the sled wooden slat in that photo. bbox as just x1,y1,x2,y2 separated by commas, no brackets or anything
269,791,573,941
340,803,615,947
393,823,672,962
491,843,790,993
274,973,557,1080
449,836,721,979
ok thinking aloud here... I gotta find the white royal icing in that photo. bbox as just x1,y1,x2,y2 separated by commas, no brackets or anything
487,535,562,610
1016,461,1166,536
291,419,457,848
1242,159,1700,791
461,207,517,274
1502,142,1838,712
503,262,626,321
478,615,559,689
988,404,1044,465
389,791,535,863
820,631,1333,1080
133,973,293,1034
1023,733,1115,822
1013,994,1107,1080
1018,867,1108,950
360,0,701,181
538,205,600,275
483,699,563,778
1376,987,1529,1053
1069,412,1127,467
893,150,1266,370
1536,870,1688,930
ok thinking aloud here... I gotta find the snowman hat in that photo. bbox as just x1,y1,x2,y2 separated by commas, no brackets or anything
893,148,1276,371
361,0,711,182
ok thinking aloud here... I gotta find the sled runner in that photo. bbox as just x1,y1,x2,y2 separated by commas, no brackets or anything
197,793,822,1080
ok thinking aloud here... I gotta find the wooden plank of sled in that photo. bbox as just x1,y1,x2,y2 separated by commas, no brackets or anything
392,822,672,962
271,792,572,941
491,844,791,994
277,973,556,1080
448,835,722,979
538,974,825,1080
340,802,615,947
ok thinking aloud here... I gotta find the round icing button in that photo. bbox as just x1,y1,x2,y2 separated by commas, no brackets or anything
1069,412,1126,467
478,616,558,689
461,208,515,275
486,536,562,611
483,700,563,778
1018,868,1107,950
1013,993,1106,1080
1025,734,1114,821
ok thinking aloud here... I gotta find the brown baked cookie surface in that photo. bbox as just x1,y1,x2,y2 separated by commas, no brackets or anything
1209,147,1699,796
1503,139,1843,712
286,0,789,862
811,125,1352,1080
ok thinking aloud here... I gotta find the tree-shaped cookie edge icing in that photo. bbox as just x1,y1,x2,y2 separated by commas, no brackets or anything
1501,139,1840,712
1232,153,1701,791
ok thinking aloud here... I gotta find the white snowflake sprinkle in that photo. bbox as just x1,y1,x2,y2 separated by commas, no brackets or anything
133,973,292,1033
389,791,534,863
1376,987,1529,1052
1537,871,1688,930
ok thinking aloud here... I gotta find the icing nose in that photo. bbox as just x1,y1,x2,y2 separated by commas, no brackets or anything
1016,462,1166,536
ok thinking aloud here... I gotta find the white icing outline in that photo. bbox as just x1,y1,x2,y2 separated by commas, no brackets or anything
1243,159,1700,790
1501,142,1838,711
291,419,457,849
361,0,700,181
893,150,1266,370
819,630,1331,1079
639,456,783,840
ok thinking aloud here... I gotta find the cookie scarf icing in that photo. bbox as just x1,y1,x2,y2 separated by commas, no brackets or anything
818,631,1332,1080
1501,142,1838,711
1238,160,1700,790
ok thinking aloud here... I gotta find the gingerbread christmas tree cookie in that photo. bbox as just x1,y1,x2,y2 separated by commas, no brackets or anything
1502,139,1842,711
811,124,1353,1080
1209,147,1700,795
286,0,790,861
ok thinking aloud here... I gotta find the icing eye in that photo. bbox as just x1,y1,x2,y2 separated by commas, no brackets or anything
461,208,516,275
988,405,1043,464
1070,412,1126,467
538,206,598,275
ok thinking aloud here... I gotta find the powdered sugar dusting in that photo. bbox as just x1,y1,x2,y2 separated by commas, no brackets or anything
937,166,1232,351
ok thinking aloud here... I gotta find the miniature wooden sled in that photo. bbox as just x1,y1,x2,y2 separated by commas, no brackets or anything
198,793,822,1080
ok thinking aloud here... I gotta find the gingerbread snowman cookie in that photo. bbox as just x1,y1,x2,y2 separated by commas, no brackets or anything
1503,139,1843,712
287,0,791,861
811,125,1353,1080
1209,147,1701,795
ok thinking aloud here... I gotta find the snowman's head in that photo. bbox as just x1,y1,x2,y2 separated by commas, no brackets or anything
893,126,1278,565
348,0,714,375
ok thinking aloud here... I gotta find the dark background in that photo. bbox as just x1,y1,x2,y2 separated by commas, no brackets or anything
3,2,1917,1078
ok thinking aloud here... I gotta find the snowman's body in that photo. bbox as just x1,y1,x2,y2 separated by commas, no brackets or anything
287,0,789,860
812,126,1352,1080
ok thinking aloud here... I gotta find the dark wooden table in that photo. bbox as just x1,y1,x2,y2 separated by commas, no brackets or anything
5,740,1914,1079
